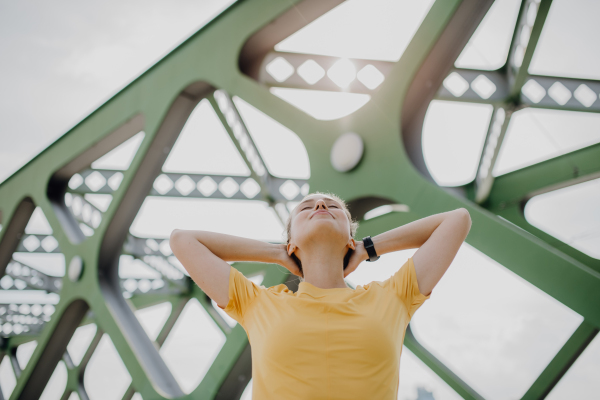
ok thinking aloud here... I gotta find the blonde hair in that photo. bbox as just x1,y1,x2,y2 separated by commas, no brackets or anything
284,192,359,279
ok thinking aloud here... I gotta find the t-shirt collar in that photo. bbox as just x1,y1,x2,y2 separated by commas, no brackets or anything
297,281,355,297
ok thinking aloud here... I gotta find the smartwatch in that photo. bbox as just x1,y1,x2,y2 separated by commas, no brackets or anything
362,236,380,262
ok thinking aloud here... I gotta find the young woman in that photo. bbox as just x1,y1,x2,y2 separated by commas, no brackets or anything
170,192,471,399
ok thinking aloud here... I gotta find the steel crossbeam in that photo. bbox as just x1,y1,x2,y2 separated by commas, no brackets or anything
3,259,62,293
259,51,394,94
436,69,600,113
69,168,308,203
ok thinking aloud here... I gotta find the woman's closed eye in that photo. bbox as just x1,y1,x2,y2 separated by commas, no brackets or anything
300,203,339,211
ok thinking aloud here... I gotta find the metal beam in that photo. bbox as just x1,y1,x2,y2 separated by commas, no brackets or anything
121,298,187,400
209,89,308,224
69,169,309,202
521,75,600,112
404,325,484,400
436,70,600,113
210,91,269,186
3,0,599,397
492,204,600,275
3,259,62,293
435,68,508,104
15,233,62,254
521,321,598,400
239,0,345,80
0,303,47,337
474,106,515,203
486,142,600,209
15,300,89,399
259,51,393,94
401,0,495,181
507,0,553,98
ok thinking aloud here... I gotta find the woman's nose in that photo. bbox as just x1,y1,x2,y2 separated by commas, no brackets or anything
315,200,327,209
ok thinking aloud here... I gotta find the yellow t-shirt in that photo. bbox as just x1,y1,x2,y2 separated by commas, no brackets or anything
220,257,431,400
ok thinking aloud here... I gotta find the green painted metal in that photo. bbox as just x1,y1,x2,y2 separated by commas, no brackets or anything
435,69,600,113
507,0,553,99
487,143,600,273
404,326,484,400
488,143,600,208
473,105,515,204
521,321,598,399
1,0,599,398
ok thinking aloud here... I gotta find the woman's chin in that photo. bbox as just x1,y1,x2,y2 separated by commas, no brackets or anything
308,224,346,240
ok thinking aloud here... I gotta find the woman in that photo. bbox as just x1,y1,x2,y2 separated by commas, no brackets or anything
170,192,471,399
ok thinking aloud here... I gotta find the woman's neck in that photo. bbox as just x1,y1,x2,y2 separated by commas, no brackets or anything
297,243,348,289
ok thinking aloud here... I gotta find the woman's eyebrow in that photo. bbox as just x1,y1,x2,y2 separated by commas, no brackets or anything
298,200,314,208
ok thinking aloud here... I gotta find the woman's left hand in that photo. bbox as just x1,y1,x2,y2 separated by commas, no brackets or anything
344,241,368,278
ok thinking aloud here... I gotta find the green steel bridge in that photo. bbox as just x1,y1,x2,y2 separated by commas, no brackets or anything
0,0,598,398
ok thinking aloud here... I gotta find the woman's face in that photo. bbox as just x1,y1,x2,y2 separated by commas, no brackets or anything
288,194,352,254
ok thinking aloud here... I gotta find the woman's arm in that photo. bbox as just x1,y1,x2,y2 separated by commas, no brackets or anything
348,208,472,296
169,230,300,308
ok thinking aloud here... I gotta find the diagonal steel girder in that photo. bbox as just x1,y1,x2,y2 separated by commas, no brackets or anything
473,105,515,204
485,142,600,274
1,0,599,399
521,320,598,400
507,0,553,100
487,143,600,209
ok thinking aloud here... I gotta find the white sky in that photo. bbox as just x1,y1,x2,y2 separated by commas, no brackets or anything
1,0,599,398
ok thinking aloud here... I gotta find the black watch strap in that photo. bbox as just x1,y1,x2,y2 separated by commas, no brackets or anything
362,236,380,262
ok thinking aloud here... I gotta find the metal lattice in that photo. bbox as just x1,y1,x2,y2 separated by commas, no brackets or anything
1,0,599,399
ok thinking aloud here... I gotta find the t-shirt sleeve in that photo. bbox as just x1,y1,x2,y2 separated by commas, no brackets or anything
219,265,263,325
383,257,431,318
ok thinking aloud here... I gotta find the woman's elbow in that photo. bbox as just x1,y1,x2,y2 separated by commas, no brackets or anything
169,229,188,252
455,208,472,233
170,229,181,242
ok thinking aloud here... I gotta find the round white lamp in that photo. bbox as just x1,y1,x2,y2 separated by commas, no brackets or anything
330,132,364,172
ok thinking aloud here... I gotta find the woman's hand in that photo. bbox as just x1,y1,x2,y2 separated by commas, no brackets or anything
344,241,369,278
275,244,303,277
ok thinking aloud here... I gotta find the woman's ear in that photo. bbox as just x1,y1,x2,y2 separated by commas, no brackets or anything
348,238,356,250
287,243,296,256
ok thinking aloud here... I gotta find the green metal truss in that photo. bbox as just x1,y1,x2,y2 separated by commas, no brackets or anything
0,0,599,398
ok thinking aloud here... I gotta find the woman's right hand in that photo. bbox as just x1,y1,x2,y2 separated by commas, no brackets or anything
275,244,303,277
